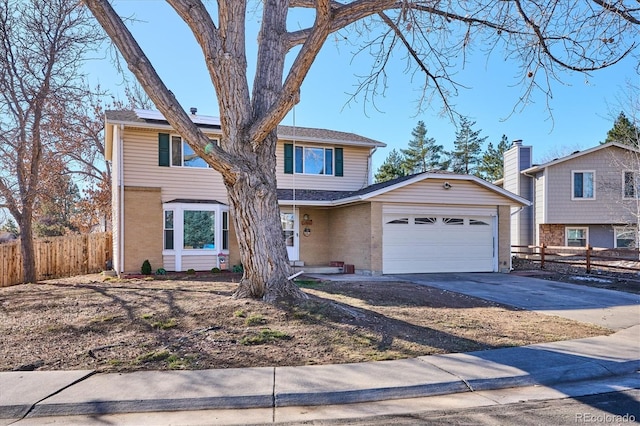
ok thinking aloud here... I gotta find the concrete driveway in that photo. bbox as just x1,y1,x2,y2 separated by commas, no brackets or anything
391,273,640,330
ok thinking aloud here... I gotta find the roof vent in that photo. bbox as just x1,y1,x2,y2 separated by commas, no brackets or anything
512,139,523,147
190,107,197,115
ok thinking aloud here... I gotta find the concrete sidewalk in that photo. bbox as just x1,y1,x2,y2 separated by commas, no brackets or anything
2,326,638,423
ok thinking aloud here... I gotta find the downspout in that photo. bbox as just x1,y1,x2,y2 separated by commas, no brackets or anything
119,124,125,276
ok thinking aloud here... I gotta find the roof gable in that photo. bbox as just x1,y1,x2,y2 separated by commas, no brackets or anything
523,142,639,174
277,172,530,207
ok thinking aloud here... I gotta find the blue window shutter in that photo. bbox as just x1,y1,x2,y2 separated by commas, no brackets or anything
159,133,170,167
284,143,293,174
335,147,344,177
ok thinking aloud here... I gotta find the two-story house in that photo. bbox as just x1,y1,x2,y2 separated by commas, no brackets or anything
105,109,528,275
503,140,640,248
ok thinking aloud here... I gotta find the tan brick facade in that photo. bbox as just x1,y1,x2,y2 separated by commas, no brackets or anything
328,203,373,272
123,186,163,273
539,224,565,246
298,208,330,265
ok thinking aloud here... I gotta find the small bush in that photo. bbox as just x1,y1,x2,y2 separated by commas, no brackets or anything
232,264,244,273
186,268,196,275
233,309,246,318
155,268,167,275
211,267,221,273
141,260,152,275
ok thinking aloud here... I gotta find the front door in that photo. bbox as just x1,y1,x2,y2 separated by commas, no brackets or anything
280,210,299,261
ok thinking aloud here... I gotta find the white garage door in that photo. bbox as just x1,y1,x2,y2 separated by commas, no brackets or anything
383,213,496,274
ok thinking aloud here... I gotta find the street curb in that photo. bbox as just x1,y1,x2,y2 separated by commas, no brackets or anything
13,358,639,418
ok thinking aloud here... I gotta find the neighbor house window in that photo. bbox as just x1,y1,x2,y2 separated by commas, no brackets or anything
615,228,637,248
566,227,588,247
623,171,639,199
572,171,595,199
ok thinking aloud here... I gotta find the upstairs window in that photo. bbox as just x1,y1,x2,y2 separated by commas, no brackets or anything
623,171,639,199
572,171,595,199
284,143,343,176
295,146,333,175
159,133,217,168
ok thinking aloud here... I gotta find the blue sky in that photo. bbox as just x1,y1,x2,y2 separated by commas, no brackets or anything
87,2,638,170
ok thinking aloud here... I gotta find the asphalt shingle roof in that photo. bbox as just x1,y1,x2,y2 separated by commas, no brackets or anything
105,110,384,147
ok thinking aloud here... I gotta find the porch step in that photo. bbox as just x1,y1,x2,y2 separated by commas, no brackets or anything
291,265,344,274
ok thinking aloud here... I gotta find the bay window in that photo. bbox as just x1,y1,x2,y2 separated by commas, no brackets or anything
163,202,229,255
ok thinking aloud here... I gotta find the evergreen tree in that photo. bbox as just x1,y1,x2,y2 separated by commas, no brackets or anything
604,112,639,147
449,117,487,175
34,174,82,237
478,134,510,182
0,218,19,236
400,121,446,174
374,149,406,183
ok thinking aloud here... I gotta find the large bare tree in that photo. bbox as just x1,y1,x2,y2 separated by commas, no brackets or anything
0,0,103,283
84,0,638,302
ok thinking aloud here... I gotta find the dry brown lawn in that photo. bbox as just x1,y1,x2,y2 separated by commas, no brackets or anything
0,273,611,373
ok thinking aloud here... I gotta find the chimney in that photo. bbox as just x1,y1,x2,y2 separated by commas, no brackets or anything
190,107,197,115
512,139,523,147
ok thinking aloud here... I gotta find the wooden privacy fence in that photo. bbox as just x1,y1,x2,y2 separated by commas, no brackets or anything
512,244,640,274
0,232,112,287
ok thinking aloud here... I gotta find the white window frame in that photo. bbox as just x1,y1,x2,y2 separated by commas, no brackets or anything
163,203,230,270
571,170,595,200
294,145,334,176
614,227,637,248
170,135,218,168
622,170,640,199
565,227,589,247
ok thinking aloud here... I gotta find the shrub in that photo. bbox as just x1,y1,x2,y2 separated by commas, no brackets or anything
141,260,152,275
155,268,167,275
186,268,196,275
211,267,221,273
232,263,244,273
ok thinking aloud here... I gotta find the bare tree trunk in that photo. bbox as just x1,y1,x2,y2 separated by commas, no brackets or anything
19,215,37,283
225,132,306,303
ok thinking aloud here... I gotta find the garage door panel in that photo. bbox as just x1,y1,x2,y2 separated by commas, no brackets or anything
383,214,495,274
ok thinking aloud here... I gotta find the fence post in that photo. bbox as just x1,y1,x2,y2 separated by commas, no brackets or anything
540,244,545,269
586,245,591,274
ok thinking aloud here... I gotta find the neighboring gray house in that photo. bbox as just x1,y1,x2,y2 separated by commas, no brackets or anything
502,141,640,249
